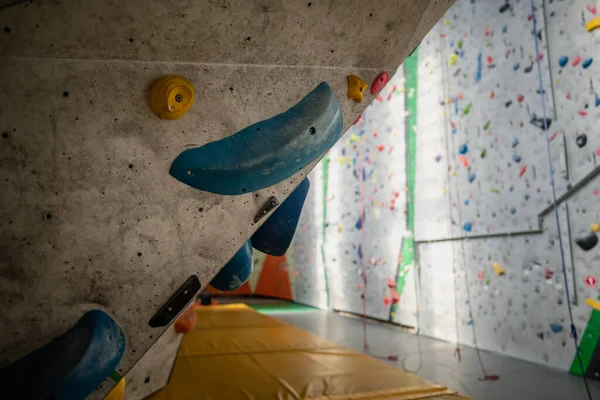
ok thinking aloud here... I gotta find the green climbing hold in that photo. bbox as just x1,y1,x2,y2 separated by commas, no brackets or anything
464,103,472,115
481,148,487,158
483,120,491,130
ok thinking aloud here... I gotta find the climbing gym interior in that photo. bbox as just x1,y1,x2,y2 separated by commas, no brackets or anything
1,0,599,399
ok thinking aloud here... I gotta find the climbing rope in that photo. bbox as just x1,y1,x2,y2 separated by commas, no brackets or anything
529,0,593,398
438,20,498,382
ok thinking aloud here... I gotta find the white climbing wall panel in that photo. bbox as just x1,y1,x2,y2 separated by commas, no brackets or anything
414,0,600,372
325,67,417,324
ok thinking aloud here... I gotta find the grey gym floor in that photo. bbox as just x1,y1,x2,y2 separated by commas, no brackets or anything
261,305,600,400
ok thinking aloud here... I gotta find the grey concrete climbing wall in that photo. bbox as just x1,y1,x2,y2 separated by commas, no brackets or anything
0,0,453,397
413,0,600,372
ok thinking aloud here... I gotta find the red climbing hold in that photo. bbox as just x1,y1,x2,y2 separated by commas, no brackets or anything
545,269,554,280
519,165,527,177
377,145,385,152
585,275,598,288
383,297,391,306
487,56,493,63
517,94,524,103
370,72,390,95
579,110,588,116
391,291,400,304
484,27,490,36
459,155,468,167
548,131,558,142
572,56,582,66
387,277,397,288
587,4,597,14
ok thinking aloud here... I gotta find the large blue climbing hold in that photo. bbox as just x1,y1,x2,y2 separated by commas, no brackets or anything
210,240,253,291
170,82,343,195
0,310,125,400
251,178,310,256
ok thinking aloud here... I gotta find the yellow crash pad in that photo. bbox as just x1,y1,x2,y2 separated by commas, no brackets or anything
151,304,470,400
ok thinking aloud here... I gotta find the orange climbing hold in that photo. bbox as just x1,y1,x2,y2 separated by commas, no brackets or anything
591,223,600,233
149,74,195,120
347,75,368,103
175,302,200,334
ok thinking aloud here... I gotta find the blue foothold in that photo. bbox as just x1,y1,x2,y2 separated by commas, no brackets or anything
464,199,470,206
513,63,520,71
558,56,568,67
210,240,253,291
512,138,519,148
512,154,521,163
468,173,476,183
463,222,473,232
595,92,600,108
549,324,563,334
459,144,468,155
510,207,517,214
582,58,593,69
525,194,530,200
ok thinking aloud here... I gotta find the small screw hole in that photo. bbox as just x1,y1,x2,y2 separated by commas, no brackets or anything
175,94,183,102
309,126,316,135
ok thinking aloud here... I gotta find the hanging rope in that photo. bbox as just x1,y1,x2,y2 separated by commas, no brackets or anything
438,20,498,382
529,0,593,398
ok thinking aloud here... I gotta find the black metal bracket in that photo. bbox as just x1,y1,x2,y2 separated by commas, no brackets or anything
149,275,201,328
254,196,279,223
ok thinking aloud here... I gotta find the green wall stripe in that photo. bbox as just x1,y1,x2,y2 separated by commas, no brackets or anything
390,49,418,319
570,296,600,375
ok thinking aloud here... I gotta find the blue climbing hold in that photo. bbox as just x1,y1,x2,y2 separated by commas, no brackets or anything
476,52,482,82
582,58,593,69
468,173,476,183
525,194,530,201
512,154,521,163
459,144,468,155
464,199,470,206
549,324,563,334
510,207,517,214
513,63,520,71
0,310,125,400
355,211,366,230
595,92,600,108
558,56,568,67
463,222,473,232
210,240,253,291
251,178,310,256
512,138,519,148
169,82,343,195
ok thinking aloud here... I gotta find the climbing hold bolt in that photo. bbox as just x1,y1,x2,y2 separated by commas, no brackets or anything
149,75,194,120
370,72,389,95
347,75,368,103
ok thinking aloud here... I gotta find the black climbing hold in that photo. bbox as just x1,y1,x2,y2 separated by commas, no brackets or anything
499,2,510,13
576,134,587,148
530,115,552,130
1,132,8,139
575,231,598,251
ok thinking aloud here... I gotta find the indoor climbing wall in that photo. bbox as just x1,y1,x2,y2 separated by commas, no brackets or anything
413,0,600,373
324,67,418,326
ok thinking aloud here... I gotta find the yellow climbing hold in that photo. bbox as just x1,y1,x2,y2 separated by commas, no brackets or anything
586,17,600,32
104,377,126,400
586,298,600,312
591,223,600,233
149,75,194,120
449,53,458,66
492,262,506,276
347,75,368,103
350,133,360,143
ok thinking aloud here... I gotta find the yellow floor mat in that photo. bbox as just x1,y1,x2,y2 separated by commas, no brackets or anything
151,304,471,400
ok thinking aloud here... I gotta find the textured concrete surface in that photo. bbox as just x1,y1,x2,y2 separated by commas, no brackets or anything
276,309,600,400
0,1,453,397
